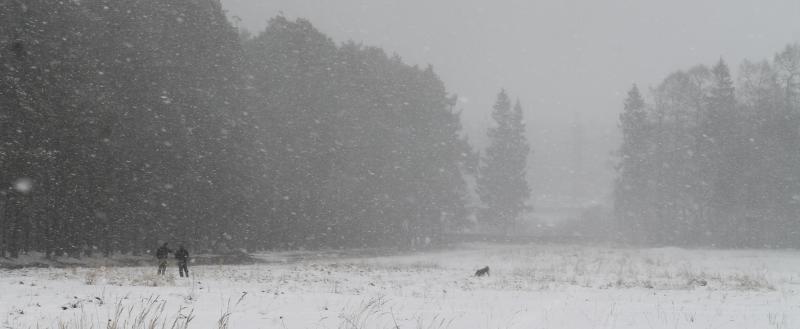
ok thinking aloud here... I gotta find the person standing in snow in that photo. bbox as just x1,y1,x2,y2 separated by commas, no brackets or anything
156,242,172,275
175,245,190,278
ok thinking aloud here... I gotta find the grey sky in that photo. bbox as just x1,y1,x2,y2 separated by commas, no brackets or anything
221,0,800,204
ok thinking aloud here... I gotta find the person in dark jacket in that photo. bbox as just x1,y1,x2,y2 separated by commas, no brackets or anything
156,243,172,275
175,245,190,278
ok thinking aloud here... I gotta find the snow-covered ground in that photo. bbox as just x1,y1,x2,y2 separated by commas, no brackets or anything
2,243,799,329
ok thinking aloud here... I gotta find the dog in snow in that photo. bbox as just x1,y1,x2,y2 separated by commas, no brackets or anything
474,266,490,277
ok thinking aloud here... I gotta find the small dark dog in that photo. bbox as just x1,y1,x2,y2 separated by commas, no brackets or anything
474,266,490,277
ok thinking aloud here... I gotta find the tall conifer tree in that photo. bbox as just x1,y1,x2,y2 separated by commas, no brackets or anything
477,91,531,234
614,85,650,242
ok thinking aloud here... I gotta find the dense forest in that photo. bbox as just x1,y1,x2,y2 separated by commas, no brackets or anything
6,0,800,258
616,45,800,248
0,0,522,257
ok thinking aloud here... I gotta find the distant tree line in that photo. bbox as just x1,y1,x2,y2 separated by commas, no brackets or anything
615,45,800,247
0,0,484,257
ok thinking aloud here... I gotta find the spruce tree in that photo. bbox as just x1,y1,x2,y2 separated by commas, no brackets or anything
702,59,739,243
477,90,531,235
614,85,650,242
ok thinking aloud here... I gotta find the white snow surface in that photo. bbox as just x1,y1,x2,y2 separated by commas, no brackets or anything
1,243,799,328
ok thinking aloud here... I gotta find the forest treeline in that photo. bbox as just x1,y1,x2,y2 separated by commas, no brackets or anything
616,45,800,248
0,0,490,257
8,0,798,256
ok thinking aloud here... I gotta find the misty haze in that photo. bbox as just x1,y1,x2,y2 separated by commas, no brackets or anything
2,0,800,328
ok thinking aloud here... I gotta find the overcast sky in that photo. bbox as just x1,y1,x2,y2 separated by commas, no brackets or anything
220,0,800,204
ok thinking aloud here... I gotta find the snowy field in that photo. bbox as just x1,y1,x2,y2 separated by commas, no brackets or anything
2,243,799,329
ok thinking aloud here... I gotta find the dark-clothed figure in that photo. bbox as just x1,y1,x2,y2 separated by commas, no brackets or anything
175,245,190,278
156,243,172,275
